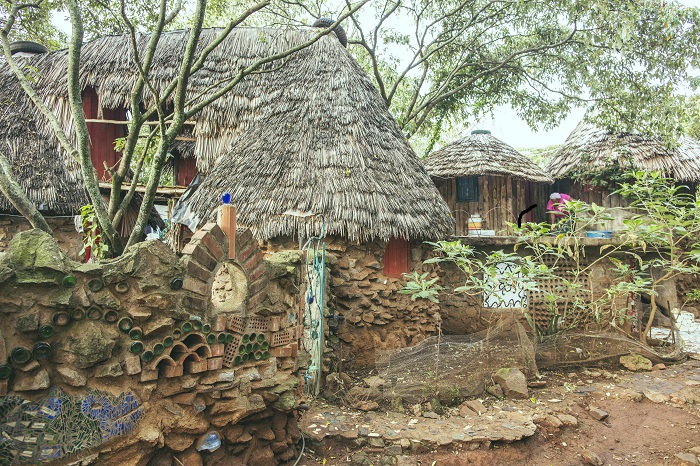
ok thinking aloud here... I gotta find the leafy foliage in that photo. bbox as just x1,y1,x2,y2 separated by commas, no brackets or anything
80,204,109,261
405,171,700,345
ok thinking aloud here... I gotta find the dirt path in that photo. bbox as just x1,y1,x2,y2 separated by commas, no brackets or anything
292,359,700,465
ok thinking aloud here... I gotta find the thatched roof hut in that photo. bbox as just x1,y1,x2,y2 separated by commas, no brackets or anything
0,58,164,231
422,130,552,236
168,29,452,241
546,122,700,182
1,27,451,242
423,130,553,183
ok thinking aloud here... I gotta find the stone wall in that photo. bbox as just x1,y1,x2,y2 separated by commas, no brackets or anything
0,216,83,260
0,226,306,465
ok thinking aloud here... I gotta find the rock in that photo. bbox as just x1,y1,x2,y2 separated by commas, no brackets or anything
354,400,380,411
6,230,67,284
274,391,296,411
95,361,123,378
644,390,670,403
200,369,235,385
690,446,700,456
351,452,371,465
176,448,203,466
423,411,440,419
527,380,547,388
533,414,563,429
486,384,504,398
123,355,141,375
18,360,39,372
13,369,49,391
492,368,529,399
396,456,418,466
55,321,118,369
557,414,578,427
588,407,609,421
674,453,700,465
143,316,175,336
620,354,653,371
364,375,386,388
385,445,403,456
15,313,39,332
652,363,667,371
459,400,486,416
247,444,276,466
580,447,604,465
57,366,87,387
210,394,266,423
165,433,195,452
368,437,385,448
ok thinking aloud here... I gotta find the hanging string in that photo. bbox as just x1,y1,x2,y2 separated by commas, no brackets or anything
302,217,326,397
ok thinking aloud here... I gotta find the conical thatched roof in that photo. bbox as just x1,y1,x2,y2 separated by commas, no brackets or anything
423,130,553,183
171,29,453,241
546,122,700,181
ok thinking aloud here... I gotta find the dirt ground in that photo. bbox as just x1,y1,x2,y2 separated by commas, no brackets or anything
291,360,700,466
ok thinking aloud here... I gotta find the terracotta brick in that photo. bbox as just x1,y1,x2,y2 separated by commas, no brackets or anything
236,229,253,248
183,241,218,271
200,223,229,248
162,365,184,378
185,360,208,374
247,277,268,298
182,277,209,296
248,290,267,310
192,229,225,261
183,257,212,283
237,241,257,266
210,344,225,357
212,314,227,332
207,357,223,371
248,261,267,283
243,250,265,271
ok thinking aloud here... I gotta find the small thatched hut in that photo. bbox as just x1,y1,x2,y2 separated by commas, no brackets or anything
546,122,700,228
0,48,165,256
423,130,553,236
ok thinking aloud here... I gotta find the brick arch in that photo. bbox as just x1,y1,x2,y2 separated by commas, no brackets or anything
180,223,268,315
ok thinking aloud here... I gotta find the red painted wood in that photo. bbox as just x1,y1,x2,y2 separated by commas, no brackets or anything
383,237,410,278
174,155,198,186
83,88,125,181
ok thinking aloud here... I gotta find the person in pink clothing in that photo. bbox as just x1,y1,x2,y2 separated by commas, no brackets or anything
547,192,572,229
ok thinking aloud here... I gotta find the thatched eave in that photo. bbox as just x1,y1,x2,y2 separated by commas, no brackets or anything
423,131,553,184
546,122,700,182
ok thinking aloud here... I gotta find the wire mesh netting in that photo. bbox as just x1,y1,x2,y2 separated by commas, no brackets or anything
376,316,537,403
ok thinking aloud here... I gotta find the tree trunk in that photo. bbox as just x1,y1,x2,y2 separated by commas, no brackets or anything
0,150,53,234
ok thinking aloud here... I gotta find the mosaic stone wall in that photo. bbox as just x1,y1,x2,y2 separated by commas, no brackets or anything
0,388,142,464
0,225,306,465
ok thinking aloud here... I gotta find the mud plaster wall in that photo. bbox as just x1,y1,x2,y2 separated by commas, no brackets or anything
0,226,306,466
0,216,83,260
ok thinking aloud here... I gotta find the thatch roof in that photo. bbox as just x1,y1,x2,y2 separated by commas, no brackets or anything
423,130,553,183
0,61,164,230
166,29,453,241
546,122,700,181
0,69,85,215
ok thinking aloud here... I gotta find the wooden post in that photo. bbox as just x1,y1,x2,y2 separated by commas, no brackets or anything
218,205,237,260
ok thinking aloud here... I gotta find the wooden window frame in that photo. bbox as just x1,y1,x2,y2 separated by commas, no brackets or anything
456,176,479,202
